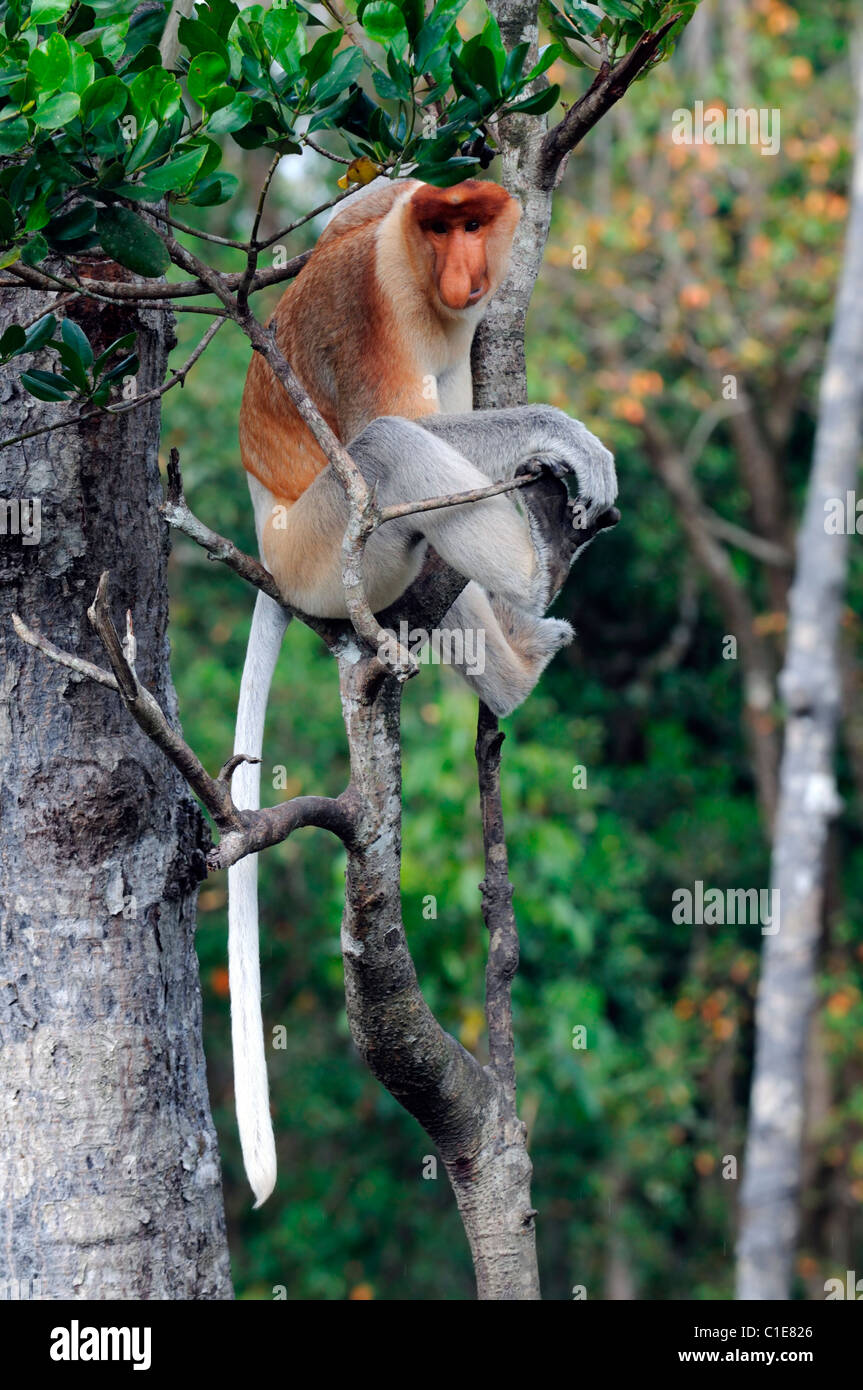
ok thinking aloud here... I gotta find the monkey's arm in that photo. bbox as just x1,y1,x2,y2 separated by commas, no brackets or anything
416,406,618,522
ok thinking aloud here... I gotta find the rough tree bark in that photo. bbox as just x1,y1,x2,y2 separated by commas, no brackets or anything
0,2,677,1302
736,59,863,1301
0,280,232,1299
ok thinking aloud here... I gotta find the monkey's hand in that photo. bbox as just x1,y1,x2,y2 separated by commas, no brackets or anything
517,461,620,608
516,409,618,528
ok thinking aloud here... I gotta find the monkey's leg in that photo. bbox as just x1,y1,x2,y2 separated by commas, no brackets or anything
415,405,618,524
257,435,544,618
435,582,573,717
350,419,553,613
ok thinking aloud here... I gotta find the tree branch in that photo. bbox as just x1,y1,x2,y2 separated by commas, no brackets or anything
539,15,680,186
3,251,312,302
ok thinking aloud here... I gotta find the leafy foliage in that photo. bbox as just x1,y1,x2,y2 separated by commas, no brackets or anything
0,0,561,285
0,312,136,402
541,0,696,68
159,0,861,1300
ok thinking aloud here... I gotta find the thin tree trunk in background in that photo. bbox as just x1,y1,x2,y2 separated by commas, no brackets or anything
0,281,232,1299
736,59,863,1301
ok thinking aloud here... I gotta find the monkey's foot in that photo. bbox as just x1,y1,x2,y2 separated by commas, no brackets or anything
517,463,620,605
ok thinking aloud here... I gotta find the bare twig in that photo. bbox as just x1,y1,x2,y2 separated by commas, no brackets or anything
0,409,102,453
12,576,358,871
141,208,250,250
11,612,118,689
4,252,312,302
257,185,360,250
704,511,792,567
111,317,226,414
162,448,287,610
302,135,354,166
0,320,227,451
237,154,281,313
540,15,680,186
86,572,238,823
378,469,541,524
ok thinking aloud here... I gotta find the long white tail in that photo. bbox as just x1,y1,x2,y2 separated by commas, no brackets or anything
228,590,290,1207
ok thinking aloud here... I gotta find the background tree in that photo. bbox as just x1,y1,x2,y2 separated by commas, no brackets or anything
0,0,694,1299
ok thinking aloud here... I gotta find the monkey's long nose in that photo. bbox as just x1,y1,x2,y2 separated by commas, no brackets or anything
438,246,486,310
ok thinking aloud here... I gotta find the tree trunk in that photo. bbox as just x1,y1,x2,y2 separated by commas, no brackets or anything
336,625,540,1299
0,280,232,1300
736,58,863,1301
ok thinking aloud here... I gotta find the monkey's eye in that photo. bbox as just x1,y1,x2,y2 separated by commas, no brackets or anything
430,221,448,235
464,219,481,232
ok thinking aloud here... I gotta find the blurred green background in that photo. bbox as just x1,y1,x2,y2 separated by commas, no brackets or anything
161,0,863,1300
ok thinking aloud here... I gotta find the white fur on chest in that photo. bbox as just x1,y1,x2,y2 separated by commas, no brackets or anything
435,359,474,414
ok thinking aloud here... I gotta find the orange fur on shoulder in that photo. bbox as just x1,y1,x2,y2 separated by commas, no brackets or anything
239,178,520,505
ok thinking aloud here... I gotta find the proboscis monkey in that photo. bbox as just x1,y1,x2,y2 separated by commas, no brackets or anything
230,178,618,1205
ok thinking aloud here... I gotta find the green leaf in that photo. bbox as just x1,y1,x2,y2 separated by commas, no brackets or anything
507,83,560,115
393,0,424,40
410,156,477,185
125,119,160,175
21,314,57,354
414,0,468,71
98,21,130,65
361,2,409,51
560,0,604,31
128,67,172,120
0,196,14,243
187,51,230,104
524,43,562,84
20,370,73,401
81,76,128,129
502,41,531,91
143,146,207,193
96,205,170,277
34,90,81,129
89,0,138,14
28,33,71,92
600,0,638,17
189,135,222,178
62,46,94,96
184,172,239,205
20,233,48,265
31,0,74,20
92,332,136,375
55,339,91,391
25,193,50,232
314,47,364,105
207,92,253,134
0,324,26,358
45,202,97,243
101,352,139,384
0,117,29,156
199,0,240,40
61,317,94,368
262,4,299,55
177,16,229,64
301,30,342,86
470,42,502,98
372,69,402,101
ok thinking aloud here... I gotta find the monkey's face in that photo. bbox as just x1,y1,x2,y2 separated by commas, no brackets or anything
410,180,521,313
